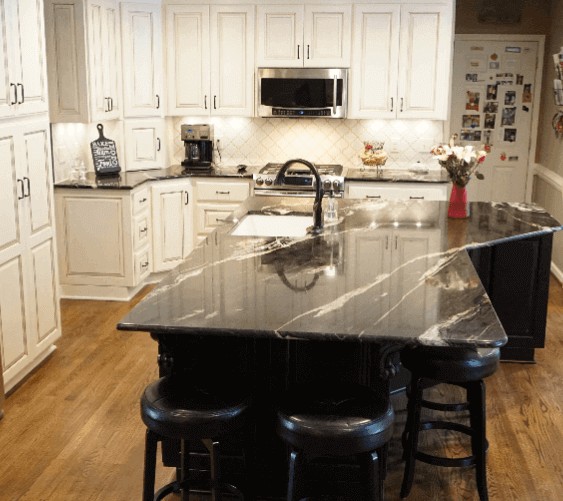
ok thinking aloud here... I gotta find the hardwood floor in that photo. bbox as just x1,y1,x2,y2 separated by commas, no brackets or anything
0,279,562,500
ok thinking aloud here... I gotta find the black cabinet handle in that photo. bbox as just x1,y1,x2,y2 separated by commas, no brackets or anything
307,44,310,59
213,95,217,109
409,196,424,200
400,98,404,112
141,260,149,269
156,138,161,151
23,176,31,198
10,83,17,105
297,44,300,59
390,97,394,112
156,94,160,109
204,95,207,109
216,190,230,195
184,191,189,205
139,226,148,235
17,178,25,200
366,195,381,199
17,83,24,104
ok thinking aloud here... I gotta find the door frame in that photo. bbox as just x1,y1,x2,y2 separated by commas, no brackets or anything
448,34,545,203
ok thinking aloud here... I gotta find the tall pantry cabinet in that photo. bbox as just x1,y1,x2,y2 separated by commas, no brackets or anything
0,0,61,393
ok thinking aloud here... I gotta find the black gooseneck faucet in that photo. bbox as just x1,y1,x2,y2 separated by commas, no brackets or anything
274,159,324,233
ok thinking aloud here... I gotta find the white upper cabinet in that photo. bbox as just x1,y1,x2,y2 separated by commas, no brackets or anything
256,4,351,68
0,0,49,118
349,2,453,119
120,2,163,117
166,4,254,117
44,0,122,122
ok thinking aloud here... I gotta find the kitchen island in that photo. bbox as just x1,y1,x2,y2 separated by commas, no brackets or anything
118,196,561,497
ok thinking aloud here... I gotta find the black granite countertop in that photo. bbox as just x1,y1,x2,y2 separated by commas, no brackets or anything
117,197,562,348
54,164,448,190
345,167,449,183
54,164,260,190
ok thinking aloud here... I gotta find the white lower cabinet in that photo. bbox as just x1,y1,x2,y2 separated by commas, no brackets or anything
55,184,152,300
0,119,60,392
151,179,194,272
192,178,252,243
346,182,448,201
346,228,441,333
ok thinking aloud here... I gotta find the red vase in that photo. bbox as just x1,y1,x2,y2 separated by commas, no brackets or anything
448,183,470,218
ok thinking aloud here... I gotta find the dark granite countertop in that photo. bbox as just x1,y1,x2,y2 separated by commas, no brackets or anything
345,167,449,183
54,164,260,190
54,164,449,190
117,197,562,348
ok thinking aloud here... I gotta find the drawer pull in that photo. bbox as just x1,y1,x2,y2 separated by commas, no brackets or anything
366,195,381,199
139,226,148,235
409,196,425,200
139,197,147,204
140,260,149,269
216,190,230,195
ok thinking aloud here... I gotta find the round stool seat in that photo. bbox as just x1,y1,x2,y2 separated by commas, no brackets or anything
401,346,500,383
276,382,394,456
141,377,251,440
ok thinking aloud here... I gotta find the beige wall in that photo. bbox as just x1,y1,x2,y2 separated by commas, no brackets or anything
536,0,563,176
456,0,551,35
533,177,563,273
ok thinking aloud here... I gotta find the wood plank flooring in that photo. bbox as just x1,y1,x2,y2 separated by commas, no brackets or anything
0,278,562,500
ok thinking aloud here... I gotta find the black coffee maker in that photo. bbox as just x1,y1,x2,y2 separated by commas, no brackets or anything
181,124,213,169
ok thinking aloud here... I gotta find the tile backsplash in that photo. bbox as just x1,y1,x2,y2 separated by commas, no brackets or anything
168,117,445,169
51,117,445,182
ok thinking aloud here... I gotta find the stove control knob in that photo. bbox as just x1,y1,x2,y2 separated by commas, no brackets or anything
323,179,332,190
332,180,341,192
255,177,264,186
265,177,273,186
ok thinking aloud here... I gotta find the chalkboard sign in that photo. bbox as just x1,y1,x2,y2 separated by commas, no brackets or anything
90,124,121,176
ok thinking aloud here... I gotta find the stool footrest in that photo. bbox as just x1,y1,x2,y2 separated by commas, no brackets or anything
420,398,470,413
415,450,476,468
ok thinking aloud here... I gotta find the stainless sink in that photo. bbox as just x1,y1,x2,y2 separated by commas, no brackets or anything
230,214,313,237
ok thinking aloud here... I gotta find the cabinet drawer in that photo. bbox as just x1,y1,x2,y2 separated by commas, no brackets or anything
347,183,447,201
135,248,151,282
195,180,250,201
133,213,150,250
196,204,239,235
132,187,150,213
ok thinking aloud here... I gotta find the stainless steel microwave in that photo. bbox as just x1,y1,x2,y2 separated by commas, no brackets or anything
256,68,348,118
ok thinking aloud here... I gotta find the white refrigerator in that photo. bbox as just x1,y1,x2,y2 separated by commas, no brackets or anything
450,35,544,202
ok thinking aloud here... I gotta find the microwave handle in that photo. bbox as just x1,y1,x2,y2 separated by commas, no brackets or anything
333,76,337,115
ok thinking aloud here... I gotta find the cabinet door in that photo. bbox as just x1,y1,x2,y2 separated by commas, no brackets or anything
397,4,452,119
121,2,162,117
210,5,254,116
346,231,391,332
0,256,29,382
0,131,20,253
102,0,121,119
349,4,400,119
19,124,53,241
0,1,14,118
390,229,441,329
151,181,193,272
123,119,166,171
7,0,49,116
304,5,351,68
166,5,210,116
88,0,120,120
256,5,303,67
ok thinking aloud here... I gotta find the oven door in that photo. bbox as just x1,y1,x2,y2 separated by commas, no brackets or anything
257,68,347,118
254,188,316,197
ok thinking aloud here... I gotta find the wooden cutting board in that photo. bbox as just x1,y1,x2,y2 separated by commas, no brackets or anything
90,123,121,176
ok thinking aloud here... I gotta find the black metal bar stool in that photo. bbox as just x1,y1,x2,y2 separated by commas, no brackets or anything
399,346,500,501
275,382,395,501
140,376,252,501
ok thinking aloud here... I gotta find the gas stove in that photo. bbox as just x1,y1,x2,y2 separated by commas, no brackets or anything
253,162,345,197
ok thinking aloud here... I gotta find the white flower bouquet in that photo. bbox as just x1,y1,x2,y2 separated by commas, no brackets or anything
431,134,487,187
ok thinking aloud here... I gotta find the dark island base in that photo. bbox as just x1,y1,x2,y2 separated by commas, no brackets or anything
155,334,402,499
468,233,553,363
